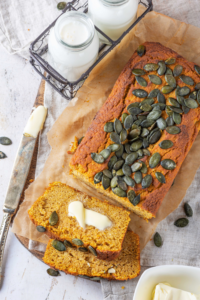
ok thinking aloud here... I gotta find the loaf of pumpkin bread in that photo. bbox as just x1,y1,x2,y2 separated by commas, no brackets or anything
28,182,130,261
70,42,200,220
43,231,140,281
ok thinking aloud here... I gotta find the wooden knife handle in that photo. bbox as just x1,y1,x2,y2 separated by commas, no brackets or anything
0,213,12,288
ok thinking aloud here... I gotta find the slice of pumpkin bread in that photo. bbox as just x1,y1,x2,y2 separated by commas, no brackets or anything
28,182,130,261
43,231,140,281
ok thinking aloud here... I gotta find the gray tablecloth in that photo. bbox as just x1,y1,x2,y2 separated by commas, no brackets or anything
1,0,200,299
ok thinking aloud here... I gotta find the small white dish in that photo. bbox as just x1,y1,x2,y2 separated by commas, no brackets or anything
133,265,200,300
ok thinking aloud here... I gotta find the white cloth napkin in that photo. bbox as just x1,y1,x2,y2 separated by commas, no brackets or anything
1,0,200,299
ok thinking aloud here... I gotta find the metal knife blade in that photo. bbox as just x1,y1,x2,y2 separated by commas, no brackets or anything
3,135,36,214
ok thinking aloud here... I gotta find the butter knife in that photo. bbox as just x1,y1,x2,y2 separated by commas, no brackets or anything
0,105,47,288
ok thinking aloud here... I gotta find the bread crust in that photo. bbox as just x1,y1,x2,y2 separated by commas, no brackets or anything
70,42,200,219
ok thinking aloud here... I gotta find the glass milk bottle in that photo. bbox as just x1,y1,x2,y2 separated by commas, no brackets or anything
48,12,99,82
88,0,138,43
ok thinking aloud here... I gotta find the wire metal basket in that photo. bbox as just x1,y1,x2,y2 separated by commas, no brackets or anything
29,0,153,100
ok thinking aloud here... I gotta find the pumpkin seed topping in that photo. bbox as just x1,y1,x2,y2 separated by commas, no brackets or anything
148,75,162,85
155,172,166,184
133,194,141,206
124,115,134,130
91,153,105,164
165,57,176,65
123,175,135,187
174,218,189,227
127,190,136,204
72,239,84,246
104,122,114,132
112,187,127,197
88,246,97,256
52,240,66,251
154,232,163,247
184,203,193,217
102,175,111,189
148,89,160,98
142,174,152,188
161,85,175,94
110,132,121,144
165,74,176,88
132,89,148,98
49,211,59,226
132,68,146,76
0,151,6,159
57,2,66,10
159,140,173,149
137,45,146,57
135,76,148,87
36,225,46,232
173,65,183,77
166,126,181,134
179,75,194,86
177,86,190,96
184,98,198,109
157,61,166,76
64,240,73,247
114,119,123,134
149,153,161,168
0,136,12,145
134,171,142,184
161,159,176,170
47,268,60,276
131,162,143,172
100,148,111,160
194,65,200,74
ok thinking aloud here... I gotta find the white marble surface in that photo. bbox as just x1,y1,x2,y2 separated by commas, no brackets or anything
0,44,103,300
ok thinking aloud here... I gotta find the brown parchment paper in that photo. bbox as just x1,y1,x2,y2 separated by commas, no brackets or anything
12,6,200,250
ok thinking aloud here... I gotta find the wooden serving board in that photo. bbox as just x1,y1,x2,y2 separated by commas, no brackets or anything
14,79,45,262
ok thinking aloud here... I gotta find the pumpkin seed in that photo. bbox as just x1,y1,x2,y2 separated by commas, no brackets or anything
134,171,142,184
152,103,166,111
127,102,140,109
112,169,117,176
165,105,173,116
112,187,127,197
148,89,160,98
0,136,12,145
180,75,194,86
131,162,143,172
165,57,176,65
161,159,176,170
176,95,186,106
124,115,134,130
91,153,104,164
108,156,117,171
177,86,190,96
141,128,149,137
108,144,120,152
103,169,112,179
52,240,66,251
137,149,144,157
102,175,111,189
165,75,176,88
79,275,91,279
149,130,161,144
36,225,46,232
140,98,155,105
143,137,149,148
157,61,166,76
0,151,6,159
135,76,147,87
166,116,174,126
57,2,66,10
122,164,132,176
88,246,97,256
120,129,127,142
166,126,181,134
94,172,103,184
116,144,124,157
174,218,189,227
72,238,84,246
184,98,198,109
190,91,197,99
195,83,200,91
155,172,166,184
141,119,155,128
159,140,173,149
168,97,180,107
64,240,73,247
128,128,141,140
123,175,135,187
49,211,59,226
125,143,131,154
90,277,101,281
142,174,152,188
140,103,152,112
118,178,128,190
137,45,146,57
140,161,148,174
173,65,183,77
154,232,163,247
114,119,123,134
125,152,138,164
104,122,114,132
110,132,121,144
116,169,124,176
148,75,162,85
182,106,190,114
130,140,143,152
100,149,111,160
113,159,124,170
143,149,151,156
144,63,159,71
169,106,183,114
161,85,175,94
198,90,200,104
132,89,148,98
134,119,143,126
127,190,136,204
173,112,181,124
132,68,146,76
165,67,173,75
194,65,200,74
129,106,143,115
156,118,167,130
149,153,161,168
133,194,141,206
78,247,88,252
184,203,193,217
147,110,162,121
122,113,128,124
78,136,84,144
111,176,118,188
157,92,166,104
47,268,60,276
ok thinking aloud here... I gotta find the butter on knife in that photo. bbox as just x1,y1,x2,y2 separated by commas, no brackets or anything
24,105,47,138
